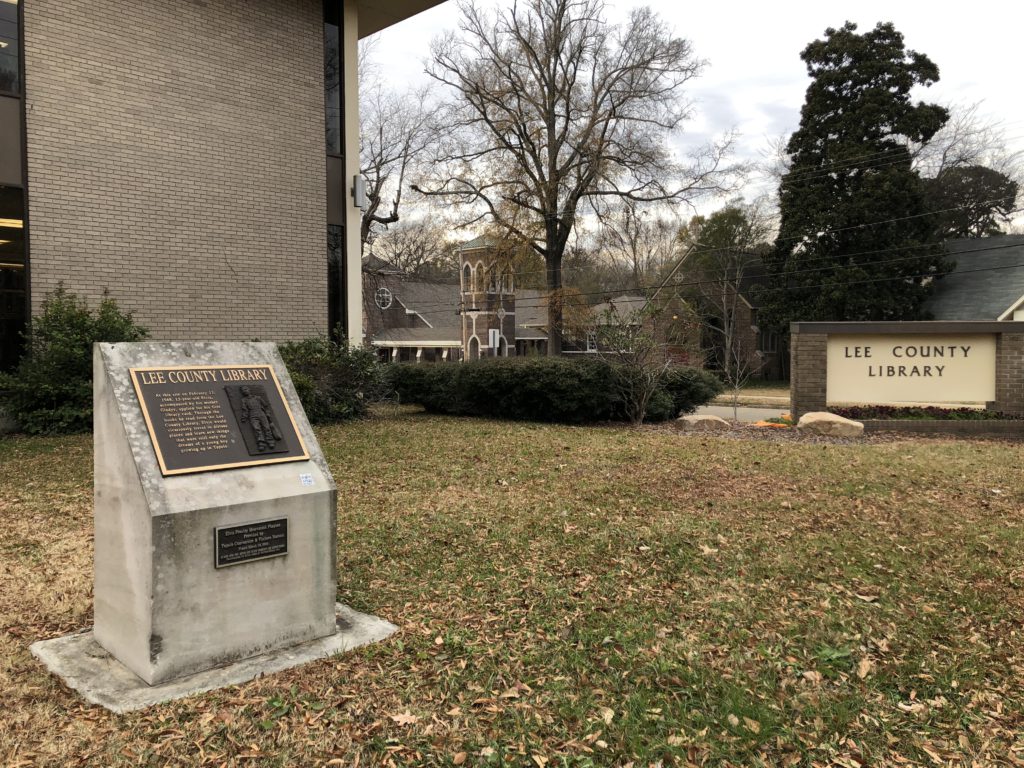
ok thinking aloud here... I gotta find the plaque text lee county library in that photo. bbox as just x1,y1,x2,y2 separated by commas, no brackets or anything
130,365,309,475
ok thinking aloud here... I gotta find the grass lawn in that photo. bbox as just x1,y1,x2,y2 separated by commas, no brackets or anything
2,411,1024,766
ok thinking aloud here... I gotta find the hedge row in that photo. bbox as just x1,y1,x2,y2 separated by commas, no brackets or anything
386,357,722,424
0,288,722,433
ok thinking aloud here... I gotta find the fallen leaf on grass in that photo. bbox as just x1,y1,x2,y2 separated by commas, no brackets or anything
599,707,615,725
453,752,467,765
857,658,875,679
389,712,419,726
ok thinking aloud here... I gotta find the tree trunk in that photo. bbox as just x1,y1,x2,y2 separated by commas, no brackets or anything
546,255,563,356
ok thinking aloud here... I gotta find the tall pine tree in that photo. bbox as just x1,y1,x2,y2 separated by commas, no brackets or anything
760,22,951,330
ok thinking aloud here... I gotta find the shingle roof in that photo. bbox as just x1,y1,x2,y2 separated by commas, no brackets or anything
515,288,548,327
924,235,1024,320
591,294,649,320
362,254,404,274
458,236,495,252
391,279,461,331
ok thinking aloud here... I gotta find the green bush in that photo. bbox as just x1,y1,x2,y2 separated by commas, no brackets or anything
640,387,678,423
386,358,719,424
661,366,725,416
278,336,388,424
0,287,148,434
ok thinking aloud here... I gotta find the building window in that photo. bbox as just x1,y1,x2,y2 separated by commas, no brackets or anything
0,184,25,371
323,0,341,156
0,0,18,96
759,329,778,354
375,286,393,310
586,331,598,352
327,225,345,338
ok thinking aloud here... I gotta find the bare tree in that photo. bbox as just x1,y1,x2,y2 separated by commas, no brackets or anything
595,302,672,426
594,200,682,289
910,101,1023,181
359,43,438,249
368,219,460,278
415,0,734,354
681,202,773,418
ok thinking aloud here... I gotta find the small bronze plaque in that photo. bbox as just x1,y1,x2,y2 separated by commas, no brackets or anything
130,365,309,476
215,518,288,568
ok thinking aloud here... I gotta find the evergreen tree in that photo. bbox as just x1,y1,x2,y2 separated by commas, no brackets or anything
759,22,952,330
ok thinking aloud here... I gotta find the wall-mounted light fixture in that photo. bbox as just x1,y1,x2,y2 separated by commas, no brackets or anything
351,175,366,210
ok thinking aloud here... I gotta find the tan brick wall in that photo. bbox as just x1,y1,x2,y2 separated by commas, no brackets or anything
23,0,328,340
790,332,827,419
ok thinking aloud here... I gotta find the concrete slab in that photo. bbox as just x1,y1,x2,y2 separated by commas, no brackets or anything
29,604,396,714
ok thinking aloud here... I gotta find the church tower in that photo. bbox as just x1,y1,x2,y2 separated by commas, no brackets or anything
458,238,516,360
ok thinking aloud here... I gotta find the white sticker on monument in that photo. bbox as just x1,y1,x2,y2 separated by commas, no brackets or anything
300,473,314,486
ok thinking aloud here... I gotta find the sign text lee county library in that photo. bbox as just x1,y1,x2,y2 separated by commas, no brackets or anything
826,334,996,405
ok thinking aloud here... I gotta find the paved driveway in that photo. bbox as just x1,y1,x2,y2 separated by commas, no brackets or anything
694,405,790,423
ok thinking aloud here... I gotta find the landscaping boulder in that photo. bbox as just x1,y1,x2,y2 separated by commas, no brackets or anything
796,411,864,437
677,414,731,432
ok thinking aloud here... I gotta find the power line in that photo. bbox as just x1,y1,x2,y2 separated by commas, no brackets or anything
374,238,1024,315
393,213,1024,310
421,194,1023,287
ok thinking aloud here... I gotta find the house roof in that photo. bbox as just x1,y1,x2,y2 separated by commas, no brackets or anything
591,294,648,320
924,235,1024,320
363,254,405,275
458,236,494,252
515,289,548,327
390,279,461,330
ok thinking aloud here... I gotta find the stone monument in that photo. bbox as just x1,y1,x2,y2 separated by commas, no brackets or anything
31,341,395,711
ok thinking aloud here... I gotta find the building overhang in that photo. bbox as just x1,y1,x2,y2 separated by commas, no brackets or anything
357,0,447,38
372,340,461,348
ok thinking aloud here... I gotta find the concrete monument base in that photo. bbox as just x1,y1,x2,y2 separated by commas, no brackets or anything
30,604,396,714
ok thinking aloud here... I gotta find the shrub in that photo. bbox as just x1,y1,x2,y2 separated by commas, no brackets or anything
831,404,1021,421
661,366,725,416
386,358,720,424
640,387,678,423
0,287,148,434
278,336,388,424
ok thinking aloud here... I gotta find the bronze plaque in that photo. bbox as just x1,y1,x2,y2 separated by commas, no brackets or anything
129,365,309,476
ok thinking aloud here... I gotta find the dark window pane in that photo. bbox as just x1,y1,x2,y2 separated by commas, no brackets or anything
0,184,25,371
0,0,18,96
324,21,341,155
327,225,345,339
0,0,17,96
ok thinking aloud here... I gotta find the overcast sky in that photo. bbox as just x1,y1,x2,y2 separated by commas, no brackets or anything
368,0,1024,214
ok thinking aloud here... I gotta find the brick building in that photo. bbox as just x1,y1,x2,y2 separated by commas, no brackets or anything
0,0,444,371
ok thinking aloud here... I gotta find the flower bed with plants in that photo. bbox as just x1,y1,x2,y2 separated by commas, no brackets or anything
831,405,1022,421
